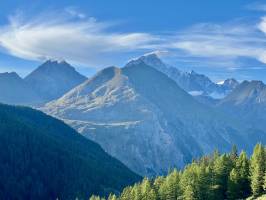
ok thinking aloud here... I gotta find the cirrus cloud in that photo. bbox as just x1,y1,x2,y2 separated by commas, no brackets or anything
1,9,266,70
0,10,159,67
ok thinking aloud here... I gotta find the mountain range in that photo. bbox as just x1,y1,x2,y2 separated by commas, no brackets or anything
0,72,41,105
218,80,266,130
42,55,266,176
1,53,266,177
136,53,239,99
0,60,87,105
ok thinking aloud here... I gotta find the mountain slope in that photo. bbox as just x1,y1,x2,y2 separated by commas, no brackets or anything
218,80,266,130
25,60,87,102
43,60,263,176
0,72,41,105
137,53,238,99
0,104,140,200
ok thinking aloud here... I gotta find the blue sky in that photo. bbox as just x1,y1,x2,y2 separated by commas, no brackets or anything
1,0,266,82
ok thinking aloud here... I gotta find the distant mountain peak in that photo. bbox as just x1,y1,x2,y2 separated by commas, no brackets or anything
220,80,266,106
39,59,75,71
127,53,167,70
45,58,67,64
25,60,87,101
0,72,21,80
0,72,40,105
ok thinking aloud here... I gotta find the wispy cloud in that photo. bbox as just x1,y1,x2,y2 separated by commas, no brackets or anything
0,10,158,67
245,2,266,11
1,9,266,70
163,19,266,69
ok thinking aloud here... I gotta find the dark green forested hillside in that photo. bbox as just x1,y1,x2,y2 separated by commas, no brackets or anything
91,144,266,200
0,104,141,200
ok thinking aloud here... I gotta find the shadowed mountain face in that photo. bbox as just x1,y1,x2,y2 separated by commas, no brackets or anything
218,80,266,130
43,59,263,176
0,72,41,105
25,60,87,101
0,103,140,200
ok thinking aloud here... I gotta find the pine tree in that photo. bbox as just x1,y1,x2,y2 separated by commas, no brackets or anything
108,194,117,200
183,184,197,200
90,196,102,200
197,164,212,200
212,154,232,199
154,176,165,199
164,169,181,200
230,144,238,162
141,178,154,200
263,170,266,193
132,184,142,200
227,168,241,200
250,144,265,197
237,151,251,198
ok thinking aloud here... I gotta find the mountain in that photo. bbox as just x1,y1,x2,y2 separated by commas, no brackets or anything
25,60,87,102
0,103,140,200
219,78,239,91
218,80,266,130
0,72,41,105
136,53,238,99
42,60,264,176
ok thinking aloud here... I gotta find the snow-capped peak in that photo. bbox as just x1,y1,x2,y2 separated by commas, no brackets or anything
217,80,225,85
46,58,67,64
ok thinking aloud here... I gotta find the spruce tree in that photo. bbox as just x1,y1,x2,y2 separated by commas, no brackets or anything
227,168,240,200
229,145,238,162
263,170,266,193
107,194,117,200
237,151,251,198
183,184,197,200
250,144,265,197
164,169,181,200
212,154,232,199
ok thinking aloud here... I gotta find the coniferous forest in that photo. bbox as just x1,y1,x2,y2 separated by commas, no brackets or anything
91,144,266,200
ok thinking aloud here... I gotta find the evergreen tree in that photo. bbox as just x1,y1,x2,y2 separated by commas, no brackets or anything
227,168,241,200
183,184,197,200
154,176,165,199
132,184,142,200
164,169,181,200
141,178,155,200
91,144,266,200
212,154,232,199
236,151,251,198
229,145,238,162
250,144,265,197
263,170,266,193
197,164,212,200
107,194,117,200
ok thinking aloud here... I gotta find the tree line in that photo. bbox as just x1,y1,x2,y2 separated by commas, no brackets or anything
90,143,266,200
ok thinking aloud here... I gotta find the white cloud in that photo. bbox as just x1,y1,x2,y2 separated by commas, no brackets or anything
166,21,266,68
0,11,158,67
1,10,266,70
